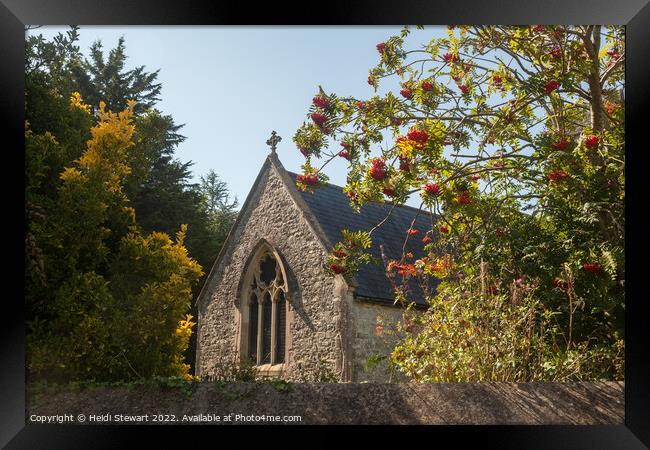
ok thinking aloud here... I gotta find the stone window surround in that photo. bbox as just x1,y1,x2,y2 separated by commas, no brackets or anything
236,241,292,377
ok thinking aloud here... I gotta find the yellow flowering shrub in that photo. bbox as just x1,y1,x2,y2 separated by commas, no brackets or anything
28,99,203,382
173,314,197,380
69,91,91,113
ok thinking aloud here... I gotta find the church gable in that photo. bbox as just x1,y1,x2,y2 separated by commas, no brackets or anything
196,155,347,380
197,148,442,382
196,155,332,310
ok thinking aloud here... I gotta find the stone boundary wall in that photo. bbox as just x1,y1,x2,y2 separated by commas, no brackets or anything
27,382,624,425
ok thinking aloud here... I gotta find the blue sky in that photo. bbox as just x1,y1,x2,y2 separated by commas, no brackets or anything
33,26,448,207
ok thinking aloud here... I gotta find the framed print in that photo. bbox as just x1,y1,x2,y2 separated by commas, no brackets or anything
1,0,648,448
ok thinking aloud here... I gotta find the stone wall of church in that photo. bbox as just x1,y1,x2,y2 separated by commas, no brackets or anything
196,164,345,382
347,297,409,382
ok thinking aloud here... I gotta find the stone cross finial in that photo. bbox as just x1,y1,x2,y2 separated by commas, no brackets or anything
266,131,282,154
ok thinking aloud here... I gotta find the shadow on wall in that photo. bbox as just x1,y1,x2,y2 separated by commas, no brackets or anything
26,381,624,425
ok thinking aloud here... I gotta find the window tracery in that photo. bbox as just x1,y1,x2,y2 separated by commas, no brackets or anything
244,250,287,366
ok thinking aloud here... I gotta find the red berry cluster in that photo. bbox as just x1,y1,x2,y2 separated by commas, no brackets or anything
584,135,599,149
606,48,622,69
407,228,419,236
459,84,470,95
382,186,394,197
552,137,570,151
582,262,603,274
457,192,471,204
443,52,458,63
367,75,374,85
439,225,450,234
407,129,429,148
547,170,569,182
339,149,350,159
312,95,329,109
376,42,386,54
311,112,327,127
332,249,347,258
330,263,346,274
369,158,388,181
422,81,434,92
398,155,411,172
544,80,560,95
492,74,503,88
422,235,432,244
356,101,372,113
424,182,441,196
400,88,413,99
297,173,318,186
470,174,481,181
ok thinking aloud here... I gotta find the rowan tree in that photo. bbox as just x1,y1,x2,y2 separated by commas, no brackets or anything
293,25,624,380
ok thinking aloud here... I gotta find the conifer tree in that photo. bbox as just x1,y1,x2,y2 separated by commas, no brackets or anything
24,27,227,381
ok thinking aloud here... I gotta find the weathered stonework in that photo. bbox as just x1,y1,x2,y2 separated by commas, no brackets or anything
196,155,412,382
197,160,344,381
348,298,407,382
27,382,625,425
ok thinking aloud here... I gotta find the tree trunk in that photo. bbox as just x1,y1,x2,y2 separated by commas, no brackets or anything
586,26,605,132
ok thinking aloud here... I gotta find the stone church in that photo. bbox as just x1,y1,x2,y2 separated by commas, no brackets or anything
195,137,432,382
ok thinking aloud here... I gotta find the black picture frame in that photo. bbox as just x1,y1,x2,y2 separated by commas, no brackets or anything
1,0,648,448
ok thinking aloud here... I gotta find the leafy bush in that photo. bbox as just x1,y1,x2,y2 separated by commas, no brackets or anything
26,98,203,383
391,266,624,382
204,355,259,383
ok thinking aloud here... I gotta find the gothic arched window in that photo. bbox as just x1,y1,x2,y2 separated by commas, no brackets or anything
243,249,288,367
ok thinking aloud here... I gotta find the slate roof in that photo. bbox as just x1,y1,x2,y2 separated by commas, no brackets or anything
196,154,438,310
287,172,437,307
